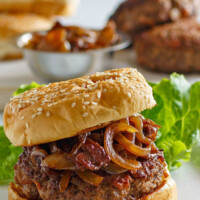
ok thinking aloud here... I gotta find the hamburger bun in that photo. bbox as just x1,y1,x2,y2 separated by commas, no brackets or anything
0,12,53,60
0,0,79,17
8,174,177,200
3,68,156,146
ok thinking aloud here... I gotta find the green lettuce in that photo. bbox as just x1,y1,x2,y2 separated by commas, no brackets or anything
0,127,22,184
142,73,200,170
0,82,42,184
13,82,43,96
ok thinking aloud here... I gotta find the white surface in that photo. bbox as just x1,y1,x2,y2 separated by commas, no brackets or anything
0,0,200,199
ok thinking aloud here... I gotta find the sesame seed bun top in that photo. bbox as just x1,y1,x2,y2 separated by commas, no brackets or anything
3,68,156,147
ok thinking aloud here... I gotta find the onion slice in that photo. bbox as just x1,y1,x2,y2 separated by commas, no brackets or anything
115,132,151,157
42,152,76,170
75,170,103,186
129,116,143,132
59,170,71,193
104,162,128,174
104,125,141,170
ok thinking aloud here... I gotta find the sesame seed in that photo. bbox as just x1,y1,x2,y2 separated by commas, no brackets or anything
46,111,51,117
71,102,76,108
37,108,43,112
93,84,98,89
84,94,89,97
84,101,90,105
31,114,36,119
12,107,15,113
18,104,22,108
37,111,42,116
128,92,131,98
103,88,107,93
82,112,88,117
92,102,98,105
73,90,79,94
97,92,101,98
113,106,117,109
26,123,29,129
61,89,67,93
140,91,144,95
81,83,86,88
82,105,86,109
20,116,25,120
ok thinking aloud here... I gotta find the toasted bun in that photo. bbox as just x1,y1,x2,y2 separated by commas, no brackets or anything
8,175,177,200
0,0,79,17
3,68,156,146
0,13,53,39
140,175,177,200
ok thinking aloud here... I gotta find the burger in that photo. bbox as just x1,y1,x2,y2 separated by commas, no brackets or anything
3,68,177,200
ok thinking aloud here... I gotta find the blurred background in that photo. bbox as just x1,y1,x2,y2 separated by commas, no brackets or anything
0,0,200,199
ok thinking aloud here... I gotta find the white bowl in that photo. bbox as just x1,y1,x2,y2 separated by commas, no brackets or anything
17,32,131,82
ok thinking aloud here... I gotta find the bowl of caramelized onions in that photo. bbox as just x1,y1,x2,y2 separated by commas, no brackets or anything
17,21,130,82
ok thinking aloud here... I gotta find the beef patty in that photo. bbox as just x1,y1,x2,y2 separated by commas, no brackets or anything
135,18,200,73
111,0,199,38
14,117,166,200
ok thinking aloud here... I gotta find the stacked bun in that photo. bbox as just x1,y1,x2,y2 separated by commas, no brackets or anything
0,0,79,60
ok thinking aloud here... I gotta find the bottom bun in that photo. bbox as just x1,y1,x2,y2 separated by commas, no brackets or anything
139,176,177,200
8,176,177,200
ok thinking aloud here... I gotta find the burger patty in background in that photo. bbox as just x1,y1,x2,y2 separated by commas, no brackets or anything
3,68,177,200
135,18,200,73
111,0,200,38
14,116,165,200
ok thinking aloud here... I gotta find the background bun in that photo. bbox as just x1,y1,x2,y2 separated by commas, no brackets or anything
3,68,156,146
0,12,53,60
0,0,79,17
8,175,177,200
0,13,53,39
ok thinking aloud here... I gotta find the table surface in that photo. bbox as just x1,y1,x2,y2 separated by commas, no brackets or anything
0,0,200,199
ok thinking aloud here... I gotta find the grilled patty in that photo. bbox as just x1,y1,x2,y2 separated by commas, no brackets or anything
135,18,200,73
14,118,166,200
111,0,199,38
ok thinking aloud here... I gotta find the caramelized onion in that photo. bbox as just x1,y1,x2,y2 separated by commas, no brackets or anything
104,125,141,170
59,170,71,193
129,116,143,132
42,153,76,170
135,131,158,153
31,148,48,165
104,162,128,174
75,170,103,186
115,132,151,157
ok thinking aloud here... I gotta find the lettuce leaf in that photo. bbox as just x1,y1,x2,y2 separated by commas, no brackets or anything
142,73,200,170
13,82,43,96
0,127,22,184
0,82,42,185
